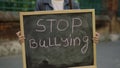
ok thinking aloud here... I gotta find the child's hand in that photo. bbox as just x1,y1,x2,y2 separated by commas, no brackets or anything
93,32,100,44
16,31,25,44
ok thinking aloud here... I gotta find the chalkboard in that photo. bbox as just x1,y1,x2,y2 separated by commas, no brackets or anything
20,9,96,68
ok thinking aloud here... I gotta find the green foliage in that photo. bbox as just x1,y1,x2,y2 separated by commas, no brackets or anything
0,0,35,11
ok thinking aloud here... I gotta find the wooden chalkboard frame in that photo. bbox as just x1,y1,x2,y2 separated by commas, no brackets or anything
20,9,96,68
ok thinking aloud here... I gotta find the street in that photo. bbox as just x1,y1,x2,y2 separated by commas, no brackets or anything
0,40,120,68
97,40,120,68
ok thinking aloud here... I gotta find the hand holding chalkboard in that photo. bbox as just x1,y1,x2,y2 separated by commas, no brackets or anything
16,31,25,44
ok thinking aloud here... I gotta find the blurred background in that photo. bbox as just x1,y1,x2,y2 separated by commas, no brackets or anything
0,0,120,68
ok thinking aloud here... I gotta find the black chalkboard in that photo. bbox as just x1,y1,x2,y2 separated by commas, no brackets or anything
20,9,96,68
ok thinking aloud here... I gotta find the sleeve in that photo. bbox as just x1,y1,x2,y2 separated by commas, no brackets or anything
72,0,80,9
35,0,42,11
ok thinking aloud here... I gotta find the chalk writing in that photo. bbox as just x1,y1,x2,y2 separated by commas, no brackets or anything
29,35,89,54
35,18,82,33
28,17,90,54
81,36,89,54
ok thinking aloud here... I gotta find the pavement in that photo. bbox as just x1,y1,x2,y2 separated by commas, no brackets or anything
97,40,120,68
0,55,22,68
0,40,120,68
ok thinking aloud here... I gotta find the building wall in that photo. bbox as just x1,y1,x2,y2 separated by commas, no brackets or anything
0,12,21,57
